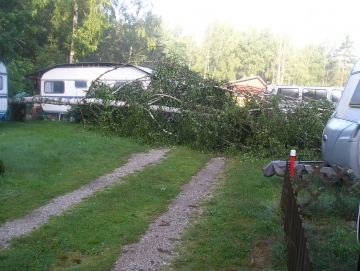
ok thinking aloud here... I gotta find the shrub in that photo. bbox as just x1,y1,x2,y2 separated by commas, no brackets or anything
68,56,335,159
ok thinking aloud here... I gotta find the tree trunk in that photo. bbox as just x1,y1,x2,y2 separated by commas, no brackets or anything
8,97,181,113
69,0,79,63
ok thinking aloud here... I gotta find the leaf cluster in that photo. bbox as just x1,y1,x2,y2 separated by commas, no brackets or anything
244,95,335,160
68,56,335,160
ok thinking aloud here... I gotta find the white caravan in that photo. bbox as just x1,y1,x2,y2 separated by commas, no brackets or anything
24,62,152,120
0,62,8,121
322,59,360,177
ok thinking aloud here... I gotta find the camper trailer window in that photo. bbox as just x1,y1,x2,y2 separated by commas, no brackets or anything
75,81,87,88
303,88,327,100
44,81,64,93
0,76,2,90
115,81,128,87
349,80,360,106
332,89,342,102
277,88,299,98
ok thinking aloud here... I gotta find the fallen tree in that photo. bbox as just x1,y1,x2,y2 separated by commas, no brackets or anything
8,56,334,160
8,96,181,113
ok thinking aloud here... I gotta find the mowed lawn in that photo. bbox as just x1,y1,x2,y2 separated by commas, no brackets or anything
0,120,286,270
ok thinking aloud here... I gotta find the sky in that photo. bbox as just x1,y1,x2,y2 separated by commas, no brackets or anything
150,0,360,58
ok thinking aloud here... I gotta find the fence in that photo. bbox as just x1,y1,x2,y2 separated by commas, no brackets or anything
281,162,313,271
293,163,360,207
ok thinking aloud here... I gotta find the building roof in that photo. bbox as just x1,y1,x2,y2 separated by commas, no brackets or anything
230,76,267,90
24,62,153,80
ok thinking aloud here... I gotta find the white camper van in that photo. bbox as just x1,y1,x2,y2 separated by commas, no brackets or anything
24,62,152,120
0,62,8,121
322,59,360,177
267,85,344,103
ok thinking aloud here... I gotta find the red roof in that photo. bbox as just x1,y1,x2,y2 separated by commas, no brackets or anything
230,76,267,93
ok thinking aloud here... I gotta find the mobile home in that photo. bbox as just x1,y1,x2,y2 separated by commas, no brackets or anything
0,62,8,121
24,62,152,120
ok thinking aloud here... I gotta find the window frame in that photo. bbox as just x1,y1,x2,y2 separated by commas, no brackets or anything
75,80,87,88
277,88,300,99
44,81,65,94
302,88,327,100
349,80,360,106
332,89,342,103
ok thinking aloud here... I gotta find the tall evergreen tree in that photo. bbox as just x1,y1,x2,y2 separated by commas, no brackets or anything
335,35,357,86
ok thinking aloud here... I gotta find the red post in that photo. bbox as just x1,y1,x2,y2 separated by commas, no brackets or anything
290,150,296,177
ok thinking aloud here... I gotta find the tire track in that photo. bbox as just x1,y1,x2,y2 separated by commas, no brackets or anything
0,149,170,249
112,156,226,271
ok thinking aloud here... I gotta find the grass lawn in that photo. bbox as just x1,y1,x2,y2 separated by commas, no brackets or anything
172,159,287,270
0,120,358,270
0,121,148,223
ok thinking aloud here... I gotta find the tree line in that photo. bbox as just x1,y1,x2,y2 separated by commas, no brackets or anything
0,0,358,96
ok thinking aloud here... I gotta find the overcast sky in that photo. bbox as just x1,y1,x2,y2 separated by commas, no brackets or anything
150,0,360,58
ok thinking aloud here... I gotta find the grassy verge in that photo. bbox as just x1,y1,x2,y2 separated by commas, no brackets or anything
0,146,212,270
172,159,287,270
0,121,147,223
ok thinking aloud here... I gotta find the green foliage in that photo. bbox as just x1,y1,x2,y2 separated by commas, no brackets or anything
7,59,35,96
245,95,335,160
69,56,250,153
69,56,335,160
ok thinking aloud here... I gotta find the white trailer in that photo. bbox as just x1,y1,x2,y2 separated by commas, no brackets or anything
322,59,360,177
0,62,8,121
24,62,152,120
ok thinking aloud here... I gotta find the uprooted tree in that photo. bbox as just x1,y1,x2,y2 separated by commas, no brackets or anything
9,55,335,159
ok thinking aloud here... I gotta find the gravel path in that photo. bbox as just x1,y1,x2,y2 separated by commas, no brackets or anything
0,148,170,249
112,156,226,271
0,149,226,271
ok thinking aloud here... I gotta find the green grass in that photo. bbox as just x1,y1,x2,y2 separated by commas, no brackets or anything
172,159,287,270
0,121,147,223
305,216,360,271
0,141,212,270
0,121,358,270
291,174,360,270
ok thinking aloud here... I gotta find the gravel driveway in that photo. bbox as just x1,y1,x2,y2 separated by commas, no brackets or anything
0,149,225,270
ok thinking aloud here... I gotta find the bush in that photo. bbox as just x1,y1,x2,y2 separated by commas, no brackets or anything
68,56,335,160
244,95,335,160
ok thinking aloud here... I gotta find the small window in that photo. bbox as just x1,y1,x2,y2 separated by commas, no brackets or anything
75,81,87,88
303,88,327,100
0,76,3,90
332,89,342,102
44,81,65,93
350,80,360,106
277,88,299,98
115,81,128,86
